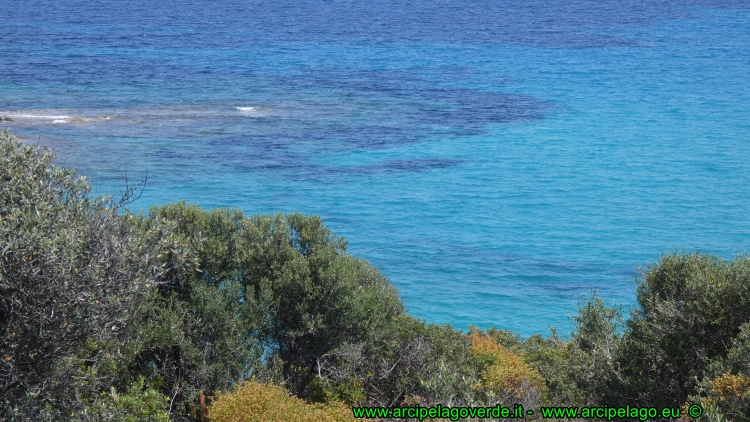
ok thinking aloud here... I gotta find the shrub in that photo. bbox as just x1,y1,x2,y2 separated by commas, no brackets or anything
515,331,581,407
129,202,405,415
208,382,355,422
468,331,546,409
712,322,750,379
230,211,405,399
77,377,171,422
125,204,262,416
319,315,477,408
689,323,750,422
0,131,158,419
615,252,750,407
563,293,624,406
708,373,750,416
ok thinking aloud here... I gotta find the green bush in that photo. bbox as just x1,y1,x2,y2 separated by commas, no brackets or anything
614,252,750,407
514,330,581,407
121,201,405,415
229,211,405,399
78,377,171,422
318,315,477,408
124,204,263,416
565,293,624,406
689,323,750,421
0,130,159,419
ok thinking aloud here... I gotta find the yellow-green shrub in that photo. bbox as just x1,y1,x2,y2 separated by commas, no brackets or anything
208,382,355,422
468,332,547,403
704,373,750,421
710,373,750,404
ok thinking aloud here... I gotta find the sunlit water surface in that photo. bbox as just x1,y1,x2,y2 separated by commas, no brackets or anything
2,0,750,336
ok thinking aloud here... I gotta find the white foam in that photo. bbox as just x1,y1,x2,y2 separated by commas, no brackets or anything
7,113,73,119
0,111,114,124
235,106,266,118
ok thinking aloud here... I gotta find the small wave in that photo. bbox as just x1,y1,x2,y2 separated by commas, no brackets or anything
5,113,73,119
0,111,113,125
235,106,266,117
68,116,111,123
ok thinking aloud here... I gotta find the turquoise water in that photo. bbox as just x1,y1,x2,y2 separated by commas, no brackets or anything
2,0,750,336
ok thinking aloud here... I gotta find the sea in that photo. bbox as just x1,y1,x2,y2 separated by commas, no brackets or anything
2,0,749,337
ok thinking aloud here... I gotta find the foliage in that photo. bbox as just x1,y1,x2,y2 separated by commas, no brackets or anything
688,323,750,422
77,376,171,422
614,252,750,407
318,315,477,408
468,330,546,410
125,204,263,416
127,201,405,415
515,331,580,407
208,381,355,422
0,132,407,419
564,293,624,406
709,322,750,381
707,373,750,419
0,130,158,419
242,212,405,399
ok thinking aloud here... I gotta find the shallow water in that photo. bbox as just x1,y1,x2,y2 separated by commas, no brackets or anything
2,0,750,336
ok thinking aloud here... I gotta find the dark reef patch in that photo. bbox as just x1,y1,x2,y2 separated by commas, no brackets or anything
364,158,465,173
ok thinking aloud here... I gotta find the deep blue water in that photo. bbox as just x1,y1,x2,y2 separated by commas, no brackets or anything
2,0,750,336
